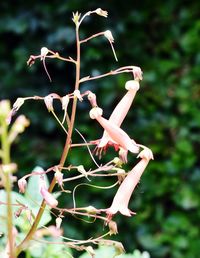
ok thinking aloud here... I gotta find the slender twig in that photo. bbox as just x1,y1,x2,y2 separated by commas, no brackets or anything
80,32,104,44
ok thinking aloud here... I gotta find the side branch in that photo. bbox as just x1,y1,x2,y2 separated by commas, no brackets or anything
79,66,142,83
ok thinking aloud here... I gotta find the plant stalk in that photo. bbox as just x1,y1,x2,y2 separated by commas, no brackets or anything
1,118,15,257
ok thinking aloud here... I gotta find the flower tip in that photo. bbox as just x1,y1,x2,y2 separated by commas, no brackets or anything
133,67,143,81
89,107,103,119
125,80,140,91
104,30,114,43
95,8,108,17
40,47,49,60
74,90,83,101
56,217,62,229
137,148,153,161
88,92,97,107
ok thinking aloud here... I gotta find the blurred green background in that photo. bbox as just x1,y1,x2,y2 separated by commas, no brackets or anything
0,1,200,257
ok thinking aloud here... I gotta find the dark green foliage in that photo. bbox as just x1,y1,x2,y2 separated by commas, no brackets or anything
1,1,200,257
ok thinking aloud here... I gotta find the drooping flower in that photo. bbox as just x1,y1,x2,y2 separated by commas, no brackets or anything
40,47,49,60
61,95,70,111
104,30,118,61
18,178,27,193
105,147,153,219
98,80,140,151
39,177,58,208
44,93,60,112
40,186,58,208
88,83,140,161
54,167,63,187
94,8,108,18
74,90,83,101
56,217,62,229
104,30,114,43
89,106,139,162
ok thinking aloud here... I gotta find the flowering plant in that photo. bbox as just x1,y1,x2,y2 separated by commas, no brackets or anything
0,8,153,257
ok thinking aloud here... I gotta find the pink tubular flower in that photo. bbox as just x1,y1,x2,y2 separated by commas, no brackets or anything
98,80,140,147
40,184,58,208
89,81,140,161
89,106,139,162
105,147,153,218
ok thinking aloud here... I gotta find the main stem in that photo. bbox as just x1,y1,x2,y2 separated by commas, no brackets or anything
16,25,81,256
1,119,14,257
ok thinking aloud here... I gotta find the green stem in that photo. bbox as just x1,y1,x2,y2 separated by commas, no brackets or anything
1,119,14,257
16,24,81,256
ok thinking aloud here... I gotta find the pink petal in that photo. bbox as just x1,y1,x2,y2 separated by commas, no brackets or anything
98,81,139,148
96,116,139,154
40,187,58,208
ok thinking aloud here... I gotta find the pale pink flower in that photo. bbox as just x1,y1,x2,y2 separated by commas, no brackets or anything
104,30,114,43
74,90,83,101
44,93,60,112
61,95,70,110
95,115,139,154
56,217,62,229
105,148,153,218
89,105,140,162
104,30,118,61
18,178,27,193
98,80,140,149
40,179,58,208
94,8,108,18
54,169,63,187
88,81,140,161
40,47,49,60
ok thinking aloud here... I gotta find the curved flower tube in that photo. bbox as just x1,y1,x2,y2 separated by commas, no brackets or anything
98,80,140,149
105,147,153,218
89,106,140,162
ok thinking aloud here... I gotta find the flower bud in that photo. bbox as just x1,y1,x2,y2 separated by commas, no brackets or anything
87,92,97,107
94,8,108,17
104,30,114,43
13,98,25,112
54,168,63,186
125,80,140,91
112,157,123,167
40,47,49,60
56,217,62,229
89,107,103,119
40,186,58,208
61,95,70,110
108,220,118,235
85,205,98,214
74,90,83,101
44,95,54,112
18,178,27,193
113,242,125,256
132,66,143,81
137,147,154,161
